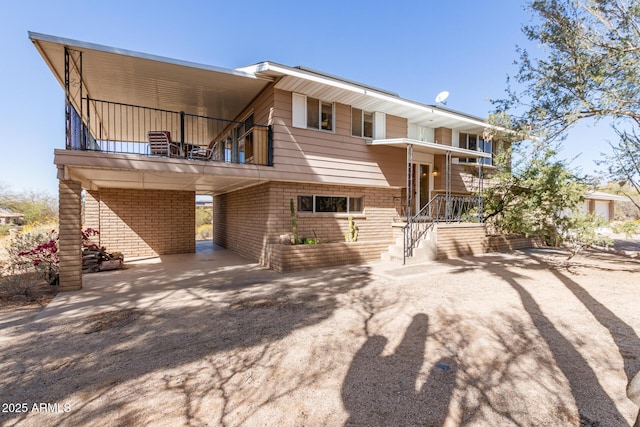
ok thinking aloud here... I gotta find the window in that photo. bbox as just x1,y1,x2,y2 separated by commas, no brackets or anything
352,108,374,138
292,93,333,131
459,132,494,165
237,113,254,163
297,195,364,214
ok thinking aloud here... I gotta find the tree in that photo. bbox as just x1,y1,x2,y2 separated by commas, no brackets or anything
484,142,591,246
0,183,57,225
494,0,640,200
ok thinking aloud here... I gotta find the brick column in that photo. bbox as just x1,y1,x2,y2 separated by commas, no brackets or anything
84,190,101,247
58,180,83,291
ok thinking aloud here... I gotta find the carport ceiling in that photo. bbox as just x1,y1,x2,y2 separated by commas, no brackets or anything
30,32,273,121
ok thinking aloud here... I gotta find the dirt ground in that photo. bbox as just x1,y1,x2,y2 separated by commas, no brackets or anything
0,248,639,426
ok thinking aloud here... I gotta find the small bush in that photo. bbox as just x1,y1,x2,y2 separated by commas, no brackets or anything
612,220,640,238
196,224,213,240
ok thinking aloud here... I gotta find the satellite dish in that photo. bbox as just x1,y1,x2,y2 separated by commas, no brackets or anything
435,91,449,105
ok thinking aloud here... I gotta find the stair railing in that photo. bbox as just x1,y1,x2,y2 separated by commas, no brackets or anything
403,194,483,264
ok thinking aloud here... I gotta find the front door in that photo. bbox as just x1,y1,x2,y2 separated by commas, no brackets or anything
417,164,431,212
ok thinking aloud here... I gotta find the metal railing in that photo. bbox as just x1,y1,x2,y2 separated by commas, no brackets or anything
403,194,483,264
68,97,273,166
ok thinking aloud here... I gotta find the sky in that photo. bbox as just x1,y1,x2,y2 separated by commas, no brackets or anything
0,0,617,197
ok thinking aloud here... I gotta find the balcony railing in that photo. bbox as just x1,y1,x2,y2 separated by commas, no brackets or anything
67,97,273,166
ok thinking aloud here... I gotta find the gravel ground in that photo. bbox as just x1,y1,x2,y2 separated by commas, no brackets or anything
0,248,639,426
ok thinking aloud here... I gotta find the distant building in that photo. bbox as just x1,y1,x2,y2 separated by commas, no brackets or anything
0,207,25,226
583,191,628,222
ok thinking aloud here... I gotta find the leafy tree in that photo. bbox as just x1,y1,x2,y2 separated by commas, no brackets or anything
0,184,57,225
483,141,605,250
494,0,640,201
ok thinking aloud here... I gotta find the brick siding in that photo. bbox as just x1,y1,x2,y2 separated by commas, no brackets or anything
58,180,83,291
214,181,401,266
268,241,390,273
88,188,195,258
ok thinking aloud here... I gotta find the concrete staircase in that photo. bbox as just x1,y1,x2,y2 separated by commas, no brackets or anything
381,228,437,264
381,223,490,264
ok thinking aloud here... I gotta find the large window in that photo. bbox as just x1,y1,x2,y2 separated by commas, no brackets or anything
297,195,364,214
351,108,374,138
459,132,494,165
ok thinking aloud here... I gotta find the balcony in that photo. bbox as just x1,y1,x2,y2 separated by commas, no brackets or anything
68,98,272,166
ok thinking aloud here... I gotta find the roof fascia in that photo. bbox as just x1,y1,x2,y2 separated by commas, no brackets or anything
28,32,265,81
242,61,495,131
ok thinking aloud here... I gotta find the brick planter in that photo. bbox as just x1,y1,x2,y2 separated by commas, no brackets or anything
267,240,390,273
486,234,544,252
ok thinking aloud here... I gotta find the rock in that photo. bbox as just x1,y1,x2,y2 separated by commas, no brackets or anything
628,370,640,406
279,233,293,245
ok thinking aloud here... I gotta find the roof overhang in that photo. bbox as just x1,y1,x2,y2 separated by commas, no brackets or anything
240,62,492,133
29,32,273,121
584,192,629,202
368,138,492,159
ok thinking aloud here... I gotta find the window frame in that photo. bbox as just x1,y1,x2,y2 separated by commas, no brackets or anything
297,195,364,214
351,108,374,139
292,93,334,132
459,132,494,165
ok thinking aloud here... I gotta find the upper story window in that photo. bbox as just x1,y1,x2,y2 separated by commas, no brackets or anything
351,108,374,138
292,93,333,131
459,132,494,165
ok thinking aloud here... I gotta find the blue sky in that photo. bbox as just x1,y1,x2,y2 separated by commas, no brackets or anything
1,0,615,196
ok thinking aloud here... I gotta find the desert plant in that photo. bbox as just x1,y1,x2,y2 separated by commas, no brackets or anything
290,199,299,244
612,220,640,238
196,224,213,240
344,216,358,242
564,213,611,260
16,229,59,285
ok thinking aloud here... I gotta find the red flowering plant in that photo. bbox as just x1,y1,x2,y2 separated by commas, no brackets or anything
16,227,100,286
17,229,59,285
82,227,100,249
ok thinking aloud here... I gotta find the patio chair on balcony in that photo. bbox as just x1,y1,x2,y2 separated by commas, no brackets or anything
148,131,179,157
189,140,217,161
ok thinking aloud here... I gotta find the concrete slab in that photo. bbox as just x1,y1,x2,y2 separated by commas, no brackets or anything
35,241,282,322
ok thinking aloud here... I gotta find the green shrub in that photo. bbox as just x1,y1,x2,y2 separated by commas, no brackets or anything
612,220,640,238
196,224,213,240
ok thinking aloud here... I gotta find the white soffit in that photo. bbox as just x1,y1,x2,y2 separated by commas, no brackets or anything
29,32,273,121
368,138,492,159
243,62,490,133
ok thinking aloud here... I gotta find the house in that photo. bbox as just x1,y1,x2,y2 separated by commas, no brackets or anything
0,208,25,227
30,32,512,291
583,191,628,222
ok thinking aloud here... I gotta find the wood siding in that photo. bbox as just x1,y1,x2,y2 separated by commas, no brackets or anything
270,89,406,187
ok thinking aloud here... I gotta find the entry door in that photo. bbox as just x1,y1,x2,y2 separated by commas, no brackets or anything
417,164,431,212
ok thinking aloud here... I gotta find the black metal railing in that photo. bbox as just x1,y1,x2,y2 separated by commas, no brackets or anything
403,194,483,264
68,97,273,166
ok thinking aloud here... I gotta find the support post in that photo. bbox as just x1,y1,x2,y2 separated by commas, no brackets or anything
58,180,83,291
445,151,452,222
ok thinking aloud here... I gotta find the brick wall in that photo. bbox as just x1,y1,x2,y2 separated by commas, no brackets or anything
268,241,390,273
90,188,195,258
214,181,401,265
436,223,488,259
214,183,270,262
58,180,83,291
486,235,543,252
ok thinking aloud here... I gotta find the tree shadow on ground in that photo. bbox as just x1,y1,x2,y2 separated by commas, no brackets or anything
0,264,372,426
342,313,457,426
441,248,636,426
